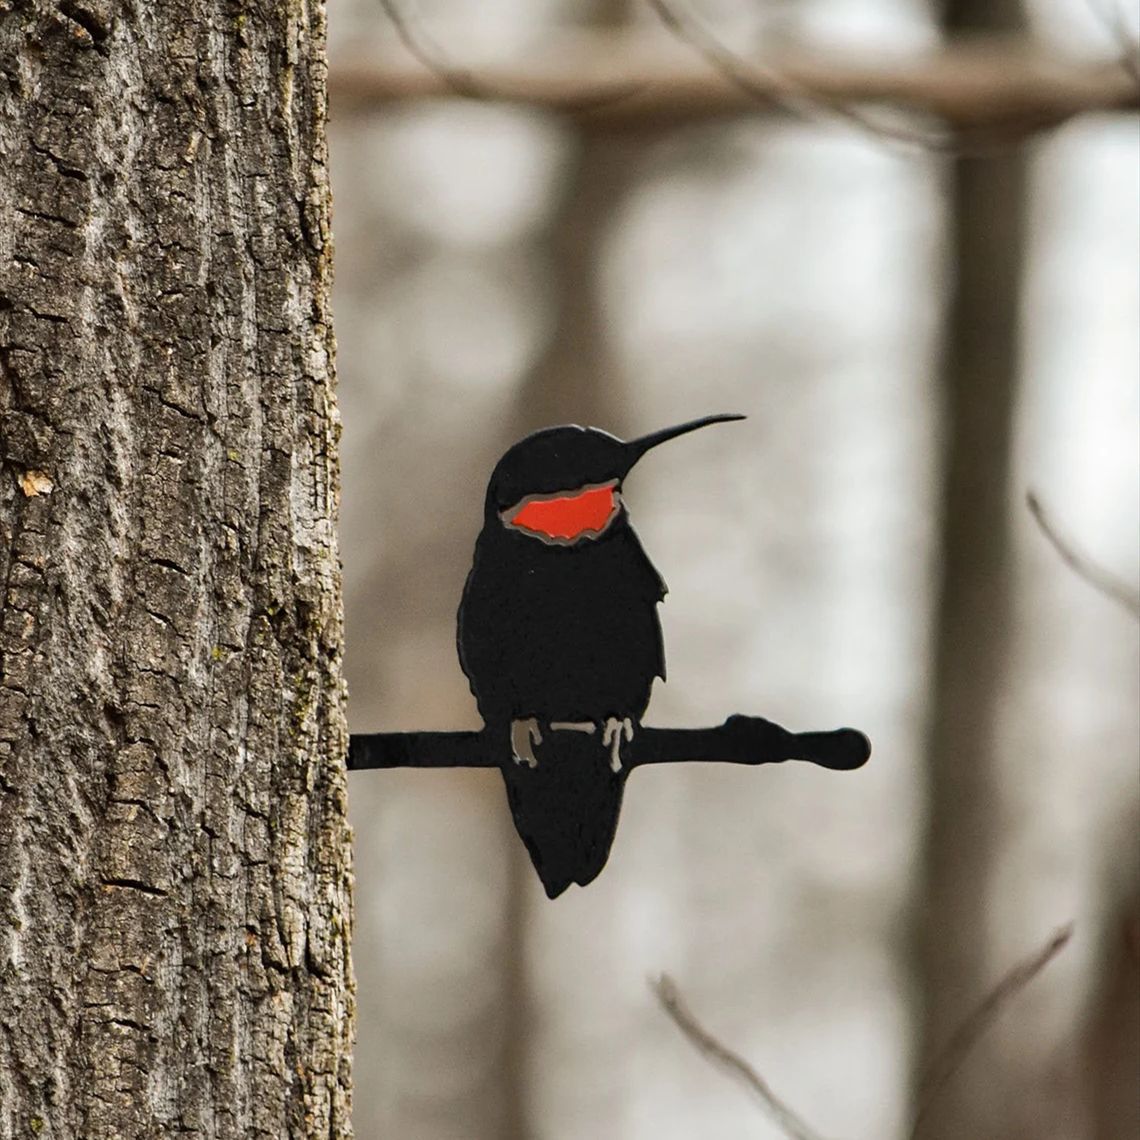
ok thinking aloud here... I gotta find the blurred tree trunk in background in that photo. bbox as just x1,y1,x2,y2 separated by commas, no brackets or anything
501,8,644,1135
916,0,1027,1136
1087,867,1140,1140
501,125,643,1139
0,4,353,1137
514,134,632,431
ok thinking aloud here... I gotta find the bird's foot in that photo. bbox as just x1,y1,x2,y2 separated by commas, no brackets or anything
602,717,634,772
510,718,542,768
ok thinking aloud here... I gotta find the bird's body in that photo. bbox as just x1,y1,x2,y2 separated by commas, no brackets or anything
458,517,665,724
457,416,743,897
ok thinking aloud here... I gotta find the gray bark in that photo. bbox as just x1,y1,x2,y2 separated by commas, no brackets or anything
0,3,354,1138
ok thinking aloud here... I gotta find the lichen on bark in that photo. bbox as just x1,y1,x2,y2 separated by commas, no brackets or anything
0,3,354,1137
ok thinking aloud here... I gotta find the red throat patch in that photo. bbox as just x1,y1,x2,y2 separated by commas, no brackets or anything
503,483,619,544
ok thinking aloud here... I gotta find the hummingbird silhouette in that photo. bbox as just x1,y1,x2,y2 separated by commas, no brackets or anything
457,413,744,898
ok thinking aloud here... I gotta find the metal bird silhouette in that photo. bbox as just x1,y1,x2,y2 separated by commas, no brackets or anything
349,416,870,898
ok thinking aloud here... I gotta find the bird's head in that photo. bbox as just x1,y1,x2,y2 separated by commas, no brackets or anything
485,413,745,546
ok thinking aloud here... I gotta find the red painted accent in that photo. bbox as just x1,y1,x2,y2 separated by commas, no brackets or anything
507,484,618,542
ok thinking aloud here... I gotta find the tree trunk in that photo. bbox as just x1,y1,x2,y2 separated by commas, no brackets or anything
915,1,1026,1136
1087,881,1140,1140
0,4,354,1138
502,115,663,1139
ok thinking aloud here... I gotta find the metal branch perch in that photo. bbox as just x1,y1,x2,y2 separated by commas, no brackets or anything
348,716,870,772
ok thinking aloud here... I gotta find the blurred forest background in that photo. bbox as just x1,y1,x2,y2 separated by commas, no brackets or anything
326,2,1140,1138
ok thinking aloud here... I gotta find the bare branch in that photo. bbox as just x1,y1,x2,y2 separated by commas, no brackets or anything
643,0,956,151
1027,491,1140,620
376,0,495,100
654,927,1074,1140
640,0,1086,153
909,924,1075,1139
651,974,832,1140
331,32,1139,134
375,0,644,111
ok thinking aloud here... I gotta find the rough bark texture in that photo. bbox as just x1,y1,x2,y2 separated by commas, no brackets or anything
0,3,354,1137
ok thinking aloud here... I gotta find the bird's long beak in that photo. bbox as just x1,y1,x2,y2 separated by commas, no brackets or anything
621,413,746,473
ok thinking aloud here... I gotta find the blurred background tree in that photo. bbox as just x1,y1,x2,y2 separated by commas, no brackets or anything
329,1,1139,1137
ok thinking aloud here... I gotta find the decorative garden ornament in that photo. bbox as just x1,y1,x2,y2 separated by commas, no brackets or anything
350,416,870,897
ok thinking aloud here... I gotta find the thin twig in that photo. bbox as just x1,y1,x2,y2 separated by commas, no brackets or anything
1084,0,1140,83
375,0,644,111
1027,491,1140,620
643,0,956,152
376,0,492,99
909,923,1074,1138
652,974,832,1140
642,0,1068,154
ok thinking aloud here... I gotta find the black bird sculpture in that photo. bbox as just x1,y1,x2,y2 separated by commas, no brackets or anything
457,414,744,897
347,414,871,899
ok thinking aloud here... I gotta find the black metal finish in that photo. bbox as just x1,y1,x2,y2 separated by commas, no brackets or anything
350,417,871,898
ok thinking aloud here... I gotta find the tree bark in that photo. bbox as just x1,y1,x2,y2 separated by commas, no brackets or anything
0,4,354,1138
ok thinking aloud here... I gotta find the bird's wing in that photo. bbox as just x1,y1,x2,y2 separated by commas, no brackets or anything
621,526,668,683
456,566,504,716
